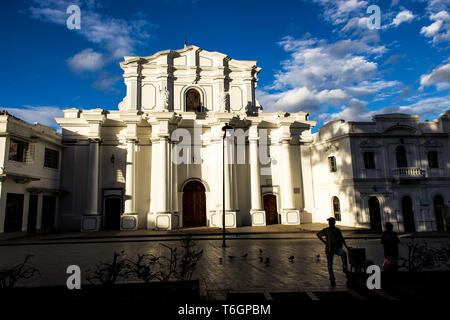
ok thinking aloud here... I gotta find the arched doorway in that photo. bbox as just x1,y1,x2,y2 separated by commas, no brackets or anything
332,196,341,221
186,89,201,112
182,181,206,227
263,194,278,225
368,197,382,232
434,195,446,231
104,196,122,230
401,196,415,232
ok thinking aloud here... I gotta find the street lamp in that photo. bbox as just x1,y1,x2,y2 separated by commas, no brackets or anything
222,123,233,247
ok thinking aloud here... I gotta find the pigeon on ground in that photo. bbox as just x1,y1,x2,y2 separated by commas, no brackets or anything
241,253,248,258
259,256,263,262
259,249,263,255
265,257,270,264
219,258,223,264
288,256,294,262
316,254,320,261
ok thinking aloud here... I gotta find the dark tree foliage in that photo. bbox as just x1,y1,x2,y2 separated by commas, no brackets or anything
0,255,40,288
398,241,450,272
87,251,130,286
127,253,161,283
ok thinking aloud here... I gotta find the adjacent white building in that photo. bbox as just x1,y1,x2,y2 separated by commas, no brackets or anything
0,112,62,233
310,113,450,232
1,46,449,233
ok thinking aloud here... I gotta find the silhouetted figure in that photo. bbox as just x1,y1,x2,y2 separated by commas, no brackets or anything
381,222,400,271
317,217,349,287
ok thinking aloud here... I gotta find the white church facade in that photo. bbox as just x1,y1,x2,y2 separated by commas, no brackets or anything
0,46,449,233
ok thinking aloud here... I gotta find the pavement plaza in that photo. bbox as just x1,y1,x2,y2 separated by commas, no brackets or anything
1,226,449,300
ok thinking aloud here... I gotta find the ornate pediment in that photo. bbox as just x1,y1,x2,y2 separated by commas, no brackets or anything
382,124,421,136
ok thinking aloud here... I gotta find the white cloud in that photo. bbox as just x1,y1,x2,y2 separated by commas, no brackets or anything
420,60,450,88
430,10,450,21
257,36,399,113
421,6,450,44
257,87,349,113
319,95,450,124
92,72,121,91
421,20,443,37
29,0,156,61
2,106,63,128
380,95,450,119
313,0,368,25
67,48,104,73
319,99,369,122
391,10,415,26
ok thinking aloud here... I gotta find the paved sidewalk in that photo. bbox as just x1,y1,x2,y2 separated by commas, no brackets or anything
1,223,449,246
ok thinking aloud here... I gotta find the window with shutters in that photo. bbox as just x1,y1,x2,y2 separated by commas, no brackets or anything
364,152,376,169
328,156,337,172
44,148,59,169
9,139,34,163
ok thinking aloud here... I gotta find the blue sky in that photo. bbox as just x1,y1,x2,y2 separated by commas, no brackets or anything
0,0,449,129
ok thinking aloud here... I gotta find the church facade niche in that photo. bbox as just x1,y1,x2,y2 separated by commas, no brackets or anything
186,88,202,112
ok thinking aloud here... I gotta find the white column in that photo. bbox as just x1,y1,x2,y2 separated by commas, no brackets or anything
249,138,263,210
280,140,295,210
171,141,178,213
159,137,169,212
86,139,100,215
224,132,233,211
124,139,136,214
150,138,159,213
232,146,239,210
215,139,223,209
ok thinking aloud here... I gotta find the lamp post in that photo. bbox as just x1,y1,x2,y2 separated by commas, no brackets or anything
222,123,233,247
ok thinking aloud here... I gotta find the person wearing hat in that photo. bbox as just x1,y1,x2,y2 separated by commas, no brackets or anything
317,217,350,286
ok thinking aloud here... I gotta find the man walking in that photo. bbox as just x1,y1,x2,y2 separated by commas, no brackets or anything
317,217,349,286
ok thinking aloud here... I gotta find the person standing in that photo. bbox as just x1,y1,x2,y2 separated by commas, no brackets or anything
317,217,349,287
381,222,400,271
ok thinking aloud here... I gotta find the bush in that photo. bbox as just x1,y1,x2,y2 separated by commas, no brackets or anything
86,251,130,285
0,255,40,289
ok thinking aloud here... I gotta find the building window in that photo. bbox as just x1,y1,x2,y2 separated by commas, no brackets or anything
395,146,407,168
186,89,201,112
364,152,376,169
332,196,341,221
9,139,31,162
44,148,59,169
428,151,439,168
328,156,337,172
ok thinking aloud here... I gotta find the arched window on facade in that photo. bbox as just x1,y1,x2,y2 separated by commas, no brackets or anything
186,89,201,112
428,151,439,168
395,146,408,168
332,196,341,221
364,151,376,169
328,156,337,172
